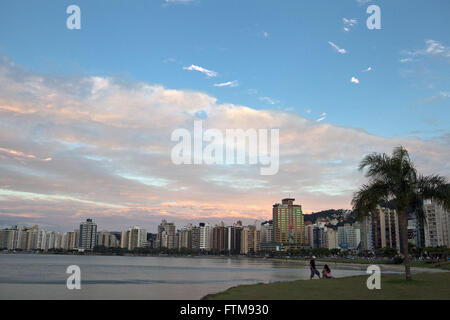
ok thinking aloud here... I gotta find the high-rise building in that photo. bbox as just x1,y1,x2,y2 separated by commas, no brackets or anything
27,225,39,250
240,224,262,254
179,224,193,249
360,215,375,252
325,228,339,249
407,214,425,248
78,218,98,251
372,206,400,251
261,221,273,244
212,222,228,252
304,221,313,247
120,230,129,248
97,231,119,248
72,229,79,249
199,223,212,251
313,225,326,249
424,199,450,247
227,221,243,254
191,225,201,251
127,226,147,250
0,227,18,250
158,220,176,249
62,231,76,250
337,224,360,250
16,225,39,250
37,231,62,251
273,198,305,246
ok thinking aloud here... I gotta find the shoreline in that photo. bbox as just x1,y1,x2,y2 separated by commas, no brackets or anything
2,251,447,271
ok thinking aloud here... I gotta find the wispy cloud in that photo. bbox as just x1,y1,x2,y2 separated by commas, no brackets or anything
164,0,195,4
317,112,327,122
163,57,176,63
213,80,238,88
328,41,347,54
343,18,357,32
404,40,450,60
183,64,218,78
351,77,360,84
362,67,372,72
259,96,280,105
420,92,450,104
0,147,52,162
399,58,413,63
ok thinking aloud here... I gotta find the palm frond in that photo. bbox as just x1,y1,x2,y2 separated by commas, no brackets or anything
418,175,450,211
358,152,393,181
352,180,390,221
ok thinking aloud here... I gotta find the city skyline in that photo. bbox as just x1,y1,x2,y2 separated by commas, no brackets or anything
1,1,449,232
3,197,447,253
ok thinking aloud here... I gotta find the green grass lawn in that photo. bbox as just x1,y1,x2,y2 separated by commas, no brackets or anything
203,272,450,300
280,257,450,271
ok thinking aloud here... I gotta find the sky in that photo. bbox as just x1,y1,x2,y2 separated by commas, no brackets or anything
0,0,449,232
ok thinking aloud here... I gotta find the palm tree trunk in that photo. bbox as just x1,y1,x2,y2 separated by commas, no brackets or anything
399,211,412,280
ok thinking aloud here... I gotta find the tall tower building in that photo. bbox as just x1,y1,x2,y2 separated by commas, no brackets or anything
212,222,228,252
273,198,305,246
199,223,212,251
191,225,201,251
371,206,400,252
127,226,147,250
158,220,176,249
78,218,98,250
179,224,193,249
424,199,450,247
227,221,243,254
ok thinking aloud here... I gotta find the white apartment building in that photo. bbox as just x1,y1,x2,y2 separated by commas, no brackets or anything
325,228,339,249
424,199,450,247
79,219,98,250
200,223,212,250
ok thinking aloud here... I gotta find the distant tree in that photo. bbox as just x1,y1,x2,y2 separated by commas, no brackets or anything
376,247,398,258
330,248,341,256
352,146,450,280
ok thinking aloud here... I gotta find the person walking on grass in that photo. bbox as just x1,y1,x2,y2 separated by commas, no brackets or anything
309,256,320,279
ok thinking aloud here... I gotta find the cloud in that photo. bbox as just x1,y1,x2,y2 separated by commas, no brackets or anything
343,18,358,32
259,96,280,105
351,77,360,84
363,67,372,72
316,112,327,122
420,92,450,104
328,41,347,54
183,64,218,78
163,57,176,63
263,31,269,38
0,56,448,231
400,58,413,63
164,0,195,4
0,147,52,162
213,80,238,88
404,40,450,60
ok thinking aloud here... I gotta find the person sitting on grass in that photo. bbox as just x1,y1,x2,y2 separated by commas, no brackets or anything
322,264,332,279
309,256,321,279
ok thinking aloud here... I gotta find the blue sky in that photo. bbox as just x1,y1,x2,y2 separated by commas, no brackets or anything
1,0,449,138
0,1,449,231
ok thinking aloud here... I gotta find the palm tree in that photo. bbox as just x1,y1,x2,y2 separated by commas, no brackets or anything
352,146,450,280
